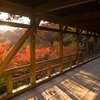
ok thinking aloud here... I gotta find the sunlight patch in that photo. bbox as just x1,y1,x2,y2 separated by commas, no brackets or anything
0,12,30,25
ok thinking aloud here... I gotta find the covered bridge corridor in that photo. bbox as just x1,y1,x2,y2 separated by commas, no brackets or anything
11,57,100,100
0,0,100,100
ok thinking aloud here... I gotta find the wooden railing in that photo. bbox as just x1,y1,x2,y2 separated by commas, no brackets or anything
0,50,100,99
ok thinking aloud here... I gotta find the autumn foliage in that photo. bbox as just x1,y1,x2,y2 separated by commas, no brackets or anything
0,40,10,61
0,26,77,69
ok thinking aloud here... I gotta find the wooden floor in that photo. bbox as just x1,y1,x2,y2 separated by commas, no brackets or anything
11,58,100,100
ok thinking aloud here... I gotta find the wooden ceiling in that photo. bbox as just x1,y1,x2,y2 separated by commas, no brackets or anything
0,0,100,34
7,0,50,8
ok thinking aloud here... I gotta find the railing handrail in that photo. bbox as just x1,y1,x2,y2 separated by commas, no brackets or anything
4,57,61,74
3,50,100,74
36,57,60,65
63,53,76,58
5,54,77,72
6,64,31,72
0,50,100,100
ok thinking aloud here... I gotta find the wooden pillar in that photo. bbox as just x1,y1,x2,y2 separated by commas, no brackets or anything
47,62,51,78
98,37,100,54
30,18,37,85
76,29,80,65
30,33,36,85
94,37,97,56
98,37,100,49
86,35,89,59
97,37,99,55
59,24,63,73
94,37,96,50
7,72,13,94
99,37,100,54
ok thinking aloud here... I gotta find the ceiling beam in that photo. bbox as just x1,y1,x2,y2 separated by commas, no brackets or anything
79,19,100,26
0,0,32,17
0,0,98,24
63,10,100,22
0,0,96,16
0,20,99,38
31,0,96,12
0,20,61,32
38,26,60,32
65,23,100,34
64,19,100,27
35,13,62,23
0,20,30,28
0,1,62,23
0,19,100,34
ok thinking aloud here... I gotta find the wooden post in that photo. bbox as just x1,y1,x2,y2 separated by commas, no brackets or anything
30,18,37,85
99,37,100,53
99,37,100,54
69,56,72,68
7,72,13,94
94,37,97,56
86,35,89,59
59,24,63,73
47,62,51,78
30,33,36,85
94,37,96,50
97,37,99,55
76,29,80,65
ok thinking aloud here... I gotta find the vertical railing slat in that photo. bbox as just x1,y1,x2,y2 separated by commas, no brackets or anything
47,61,51,78
7,72,13,94
59,24,63,73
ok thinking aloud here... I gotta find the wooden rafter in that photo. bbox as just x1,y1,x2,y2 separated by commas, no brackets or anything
63,10,100,22
0,0,62,23
35,13,62,23
0,0,31,17
0,20,61,32
75,19,100,26
0,0,97,20
66,24,100,34
0,20,100,37
1,0,96,14
0,20,30,28
30,0,97,12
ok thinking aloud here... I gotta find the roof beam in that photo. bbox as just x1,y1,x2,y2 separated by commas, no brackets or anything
38,26,60,32
0,20,30,28
0,1,62,23
35,13,62,23
64,30,100,37
65,23,100,34
31,0,96,12
0,20,100,34
64,19,100,27
0,0,32,17
1,0,96,15
0,20,61,32
63,10,100,22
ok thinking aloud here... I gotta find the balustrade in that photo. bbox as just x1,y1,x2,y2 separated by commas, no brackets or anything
0,51,100,99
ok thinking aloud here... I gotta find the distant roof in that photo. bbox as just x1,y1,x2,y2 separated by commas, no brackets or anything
0,0,100,34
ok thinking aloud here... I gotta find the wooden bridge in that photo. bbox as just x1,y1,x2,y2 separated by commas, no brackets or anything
0,0,100,100
11,57,100,100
